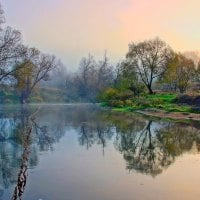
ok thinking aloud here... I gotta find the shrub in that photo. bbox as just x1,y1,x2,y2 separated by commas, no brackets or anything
124,99,134,106
116,90,134,101
98,88,119,102
109,100,124,107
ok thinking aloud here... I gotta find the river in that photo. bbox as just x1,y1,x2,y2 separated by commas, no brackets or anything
0,104,200,200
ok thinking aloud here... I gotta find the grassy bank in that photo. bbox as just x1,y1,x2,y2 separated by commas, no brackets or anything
102,93,199,114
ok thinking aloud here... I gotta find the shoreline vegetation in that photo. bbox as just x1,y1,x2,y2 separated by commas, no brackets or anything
101,93,200,121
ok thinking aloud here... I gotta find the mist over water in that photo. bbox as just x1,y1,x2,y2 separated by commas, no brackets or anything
1,104,200,200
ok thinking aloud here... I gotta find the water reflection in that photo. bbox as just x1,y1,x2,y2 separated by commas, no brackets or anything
0,105,66,199
0,104,200,199
75,110,200,176
12,121,31,200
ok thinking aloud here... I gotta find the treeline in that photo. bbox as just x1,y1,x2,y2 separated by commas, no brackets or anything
65,53,114,102
65,38,200,104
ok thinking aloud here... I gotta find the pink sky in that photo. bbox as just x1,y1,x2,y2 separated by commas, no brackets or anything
2,0,200,69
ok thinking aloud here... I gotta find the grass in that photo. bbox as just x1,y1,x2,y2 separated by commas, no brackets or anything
105,93,198,114
145,93,176,103
144,94,193,113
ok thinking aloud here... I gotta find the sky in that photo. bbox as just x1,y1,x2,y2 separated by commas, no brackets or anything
1,0,200,70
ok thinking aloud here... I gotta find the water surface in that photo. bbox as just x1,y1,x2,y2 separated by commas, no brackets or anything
0,104,200,200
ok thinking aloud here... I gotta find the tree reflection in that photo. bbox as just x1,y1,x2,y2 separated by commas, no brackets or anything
115,121,172,176
12,120,32,200
76,111,200,177
0,142,19,196
157,122,200,157
79,121,114,155
0,105,67,199
115,119,200,176
33,122,55,151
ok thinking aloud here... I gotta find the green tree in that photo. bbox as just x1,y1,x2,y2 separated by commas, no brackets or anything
115,60,145,95
161,53,195,93
14,61,35,104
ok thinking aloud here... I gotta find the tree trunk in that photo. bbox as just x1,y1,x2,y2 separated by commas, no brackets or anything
20,90,31,104
147,85,154,94
179,86,185,94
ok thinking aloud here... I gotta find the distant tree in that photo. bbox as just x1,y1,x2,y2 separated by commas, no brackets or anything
67,53,114,102
77,54,96,100
39,60,67,90
161,53,195,93
159,53,179,92
183,51,200,67
14,48,58,104
96,52,114,92
126,37,173,94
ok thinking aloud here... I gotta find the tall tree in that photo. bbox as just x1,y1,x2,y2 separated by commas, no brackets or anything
0,27,26,82
126,37,173,94
14,48,58,104
77,54,96,100
96,52,114,92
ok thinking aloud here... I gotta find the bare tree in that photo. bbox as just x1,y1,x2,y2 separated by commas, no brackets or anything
96,52,114,92
126,37,173,94
0,27,26,82
66,53,114,102
0,3,26,83
76,54,96,100
79,54,96,86
14,48,59,104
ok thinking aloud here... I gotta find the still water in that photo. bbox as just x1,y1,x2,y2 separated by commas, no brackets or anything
0,104,200,200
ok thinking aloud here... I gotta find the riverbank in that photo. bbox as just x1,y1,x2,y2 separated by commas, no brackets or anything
110,106,200,121
136,108,200,121
102,93,200,121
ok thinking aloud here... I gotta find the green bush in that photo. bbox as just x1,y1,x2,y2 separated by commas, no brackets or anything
109,100,124,107
98,88,119,102
116,90,134,101
98,88,134,103
124,99,134,106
